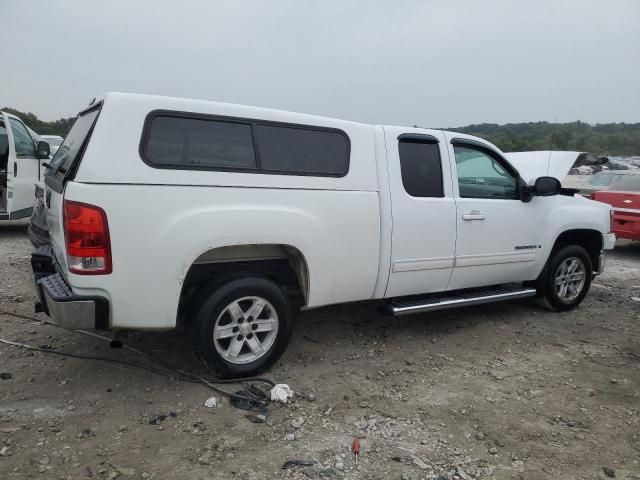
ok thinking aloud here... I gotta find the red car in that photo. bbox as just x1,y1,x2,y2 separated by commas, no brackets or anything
592,175,640,241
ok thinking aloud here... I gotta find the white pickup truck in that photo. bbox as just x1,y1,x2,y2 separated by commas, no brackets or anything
32,93,615,377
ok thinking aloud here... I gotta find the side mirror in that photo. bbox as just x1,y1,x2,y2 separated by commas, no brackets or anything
534,176,561,197
36,140,50,159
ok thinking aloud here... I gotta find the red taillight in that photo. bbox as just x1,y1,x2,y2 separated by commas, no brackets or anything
63,200,112,275
590,192,596,200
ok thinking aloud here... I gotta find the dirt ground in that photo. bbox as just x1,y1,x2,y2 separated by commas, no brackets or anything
1,222,639,480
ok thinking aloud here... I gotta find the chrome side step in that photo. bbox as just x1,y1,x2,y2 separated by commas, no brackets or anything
388,286,537,316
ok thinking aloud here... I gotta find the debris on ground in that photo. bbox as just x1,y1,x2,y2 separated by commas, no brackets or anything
270,383,293,403
203,396,218,408
352,438,360,465
603,467,616,478
148,411,177,425
0,372,12,380
229,385,269,413
1,231,639,478
245,413,266,423
282,459,316,469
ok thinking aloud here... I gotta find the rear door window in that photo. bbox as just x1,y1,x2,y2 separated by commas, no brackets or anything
398,138,444,197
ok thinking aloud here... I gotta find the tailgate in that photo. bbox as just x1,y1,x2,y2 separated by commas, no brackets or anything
43,103,102,273
44,185,68,272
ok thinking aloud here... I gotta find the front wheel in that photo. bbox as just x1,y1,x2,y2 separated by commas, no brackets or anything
539,245,592,311
193,277,294,378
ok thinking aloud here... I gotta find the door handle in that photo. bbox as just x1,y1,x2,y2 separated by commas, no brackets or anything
462,210,485,221
13,162,17,176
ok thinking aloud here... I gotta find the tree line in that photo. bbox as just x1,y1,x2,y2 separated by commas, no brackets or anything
3,106,639,157
449,121,640,156
2,107,76,138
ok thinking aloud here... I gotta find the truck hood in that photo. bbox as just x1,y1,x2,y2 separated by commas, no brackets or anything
505,151,608,184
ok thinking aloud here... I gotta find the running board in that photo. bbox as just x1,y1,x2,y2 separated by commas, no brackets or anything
387,286,537,316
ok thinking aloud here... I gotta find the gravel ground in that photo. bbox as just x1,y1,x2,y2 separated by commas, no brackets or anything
1,222,639,480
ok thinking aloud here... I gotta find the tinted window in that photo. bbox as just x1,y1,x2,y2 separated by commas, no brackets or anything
49,107,100,174
454,145,517,199
398,139,443,197
0,123,8,157
8,118,36,158
255,124,349,176
145,116,256,169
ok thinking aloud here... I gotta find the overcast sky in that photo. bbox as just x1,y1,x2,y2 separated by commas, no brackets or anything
1,0,639,127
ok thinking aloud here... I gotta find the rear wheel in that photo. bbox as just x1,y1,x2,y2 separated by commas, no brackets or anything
193,277,293,378
539,245,592,311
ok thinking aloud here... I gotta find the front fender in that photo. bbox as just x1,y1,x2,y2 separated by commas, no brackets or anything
541,196,610,265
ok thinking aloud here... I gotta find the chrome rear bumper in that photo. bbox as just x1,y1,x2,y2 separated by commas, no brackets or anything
32,247,109,330
38,274,105,330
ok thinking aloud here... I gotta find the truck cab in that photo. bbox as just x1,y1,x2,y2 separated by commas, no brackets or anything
0,111,50,220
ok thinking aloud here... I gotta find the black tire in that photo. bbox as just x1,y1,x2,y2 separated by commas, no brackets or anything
538,245,592,311
193,276,293,378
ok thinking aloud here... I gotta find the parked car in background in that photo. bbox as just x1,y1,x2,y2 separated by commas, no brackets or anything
32,93,615,377
1,111,50,220
578,170,640,197
40,135,64,155
592,175,640,241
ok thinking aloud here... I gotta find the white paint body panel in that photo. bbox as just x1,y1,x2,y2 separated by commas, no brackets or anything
383,127,457,298
43,93,614,330
445,132,546,289
63,182,380,329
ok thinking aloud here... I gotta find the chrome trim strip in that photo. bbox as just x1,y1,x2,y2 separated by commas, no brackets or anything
612,207,640,214
390,288,537,316
454,251,536,267
393,256,455,272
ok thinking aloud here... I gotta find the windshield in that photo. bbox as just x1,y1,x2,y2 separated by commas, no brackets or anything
43,137,63,147
610,175,640,192
48,106,100,175
587,172,619,187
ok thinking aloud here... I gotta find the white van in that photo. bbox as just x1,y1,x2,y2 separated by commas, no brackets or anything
32,93,615,377
1,112,51,220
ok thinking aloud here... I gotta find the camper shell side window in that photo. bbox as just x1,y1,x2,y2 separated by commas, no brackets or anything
139,110,351,178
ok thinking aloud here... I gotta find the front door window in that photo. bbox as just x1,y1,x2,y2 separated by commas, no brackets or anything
8,118,36,158
454,145,517,199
